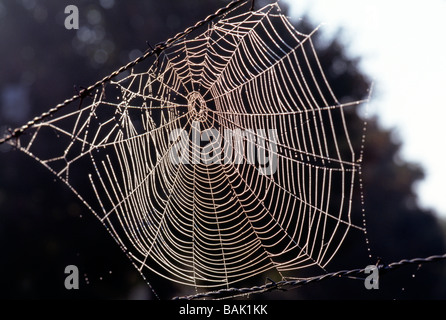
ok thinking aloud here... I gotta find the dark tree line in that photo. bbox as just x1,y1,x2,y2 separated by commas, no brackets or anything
0,0,445,299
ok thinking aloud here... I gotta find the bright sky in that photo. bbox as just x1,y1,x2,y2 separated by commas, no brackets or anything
285,0,446,217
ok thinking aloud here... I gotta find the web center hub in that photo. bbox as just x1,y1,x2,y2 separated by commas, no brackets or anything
187,92,207,122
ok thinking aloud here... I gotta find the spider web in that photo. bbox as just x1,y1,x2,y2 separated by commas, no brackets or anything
6,2,369,293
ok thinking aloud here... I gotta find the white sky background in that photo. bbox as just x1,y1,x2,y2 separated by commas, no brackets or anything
285,0,446,218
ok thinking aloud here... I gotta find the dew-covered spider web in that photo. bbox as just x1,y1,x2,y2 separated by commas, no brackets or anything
3,1,371,295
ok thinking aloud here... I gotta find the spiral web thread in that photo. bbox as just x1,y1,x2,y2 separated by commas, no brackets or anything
3,1,374,294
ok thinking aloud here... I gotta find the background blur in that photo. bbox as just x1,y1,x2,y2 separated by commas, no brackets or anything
288,0,446,220
0,0,445,299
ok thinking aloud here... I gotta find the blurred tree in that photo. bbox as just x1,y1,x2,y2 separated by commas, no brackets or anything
261,17,446,300
0,0,445,299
